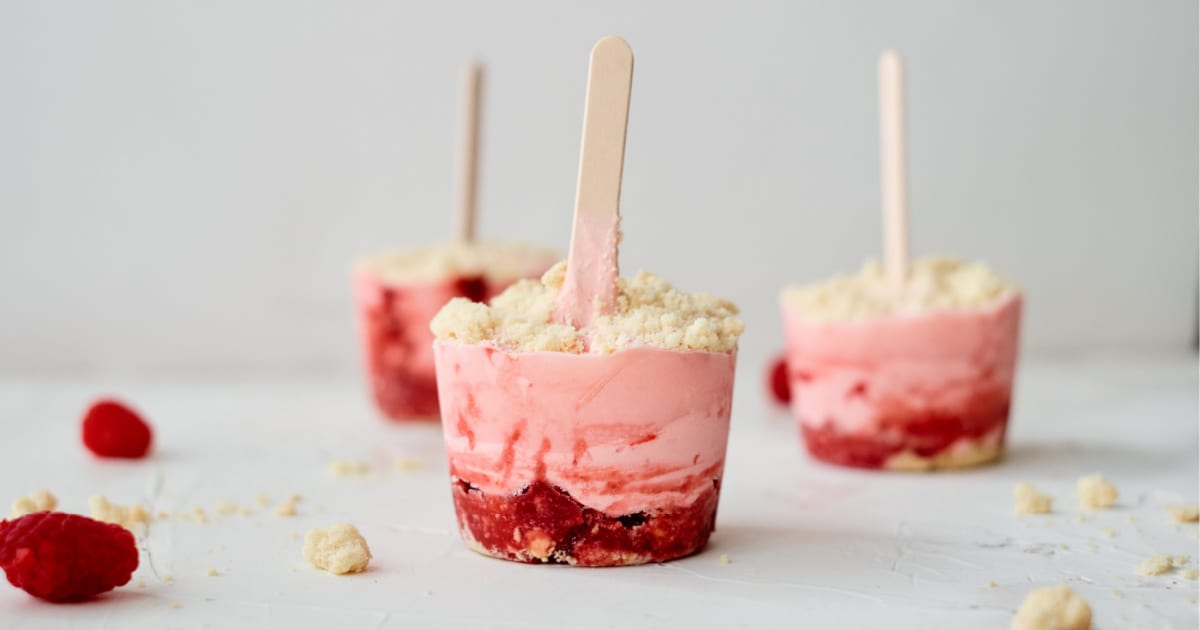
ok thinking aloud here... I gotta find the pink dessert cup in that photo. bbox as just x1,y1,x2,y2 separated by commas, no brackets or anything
779,294,1022,471
433,342,737,565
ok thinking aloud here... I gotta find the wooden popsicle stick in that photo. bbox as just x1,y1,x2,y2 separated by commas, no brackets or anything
878,49,909,287
455,62,483,243
553,36,634,328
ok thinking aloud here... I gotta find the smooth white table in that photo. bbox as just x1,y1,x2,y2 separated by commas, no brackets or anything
1,354,1196,629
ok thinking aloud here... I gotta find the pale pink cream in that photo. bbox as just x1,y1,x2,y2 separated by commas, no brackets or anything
780,294,1021,433
553,213,621,329
433,342,736,515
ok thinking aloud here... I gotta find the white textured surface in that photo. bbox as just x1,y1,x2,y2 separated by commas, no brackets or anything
0,1,1196,377
0,354,1196,628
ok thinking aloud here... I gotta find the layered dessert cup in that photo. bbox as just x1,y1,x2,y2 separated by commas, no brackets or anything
780,257,1022,471
431,262,745,565
354,242,557,421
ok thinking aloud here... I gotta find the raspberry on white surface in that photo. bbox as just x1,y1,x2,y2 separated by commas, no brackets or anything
303,523,372,575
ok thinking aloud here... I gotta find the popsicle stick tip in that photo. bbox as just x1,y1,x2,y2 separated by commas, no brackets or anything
878,48,909,287
591,35,633,62
455,60,485,243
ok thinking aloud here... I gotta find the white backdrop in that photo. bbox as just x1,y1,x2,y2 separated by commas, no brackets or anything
0,0,1195,378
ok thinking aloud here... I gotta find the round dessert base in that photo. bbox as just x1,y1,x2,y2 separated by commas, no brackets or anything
450,478,720,567
801,421,1007,472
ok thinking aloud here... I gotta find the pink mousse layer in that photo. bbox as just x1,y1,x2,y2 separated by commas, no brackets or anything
780,293,1021,437
432,342,736,515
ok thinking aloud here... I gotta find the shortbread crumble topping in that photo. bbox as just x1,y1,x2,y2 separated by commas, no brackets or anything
431,261,744,354
783,256,1019,322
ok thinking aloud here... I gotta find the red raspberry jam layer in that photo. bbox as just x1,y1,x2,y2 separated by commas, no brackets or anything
800,391,1010,470
450,478,721,566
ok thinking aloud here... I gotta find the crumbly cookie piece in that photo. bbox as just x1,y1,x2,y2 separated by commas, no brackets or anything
1011,585,1091,630
9,489,58,518
1167,504,1199,523
1076,474,1117,509
303,524,372,575
274,495,300,518
1014,482,1053,515
88,495,151,530
1135,555,1173,577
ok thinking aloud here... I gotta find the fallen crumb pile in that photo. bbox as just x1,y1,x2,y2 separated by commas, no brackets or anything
9,490,57,518
303,523,372,575
1076,474,1117,510
1168,504,1199,523
1010,585,1091,630
89,495,150,530
1014,482,1053,515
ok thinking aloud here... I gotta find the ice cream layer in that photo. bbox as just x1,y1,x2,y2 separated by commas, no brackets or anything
782,256,1018,322
782,292,1021,435
355,241,559,285
434,343,736,515
431,261,744,354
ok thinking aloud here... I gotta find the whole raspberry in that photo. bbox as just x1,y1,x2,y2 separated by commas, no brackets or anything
767,354,791,405
0,512,139,602
82,399,153,458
